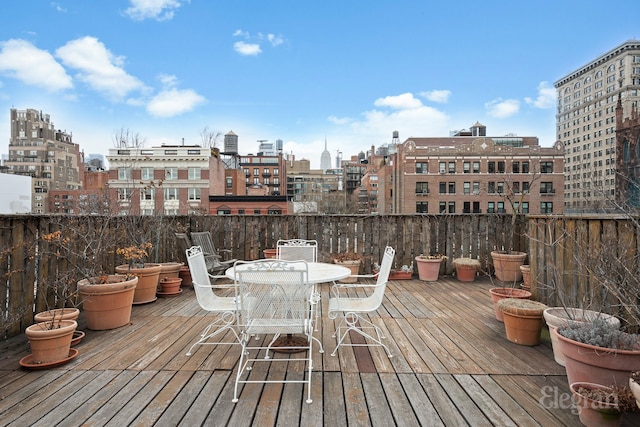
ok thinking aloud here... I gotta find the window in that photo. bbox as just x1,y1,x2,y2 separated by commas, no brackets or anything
253,177,260,185
439,162,446,173
522,202,529,214
416,182,429,194
238,209,245,214
497,161,505,173
164,188,178,200
217,208,231,215
448,202,455,213
463,201,471,213
513,182,520,193
463,182,470,195
188,167,201,180
118,167,131,180
254,209,261,215
268,208,282,215
243,168,250,176
448,162,455,173
274,168,279,176
164,149,178,155
188,188,201,201
118,188,131,201
448,182,456,194
497,182,504,194
165,167,178,180
463,162,470,173
540,161,554,173
473,162,480,173
541,202,553,213
497,201,505,213
416,162,428,174
416,201,428,213
488,162,495,173
540,182,554,194
488,182,495,194
226,177,233,188
439,202,446,213
141,167,154,180
439,182,446,194
522,181,530,193
522,162,529,173
141,188,153,200
253,168,260,176
473,182,480,194
512,162,520,173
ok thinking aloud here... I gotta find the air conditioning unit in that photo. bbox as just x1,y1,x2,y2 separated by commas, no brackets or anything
473,190,480,195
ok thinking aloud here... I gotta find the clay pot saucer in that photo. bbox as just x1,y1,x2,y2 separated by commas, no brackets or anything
156,289,183,297
20,348,79,370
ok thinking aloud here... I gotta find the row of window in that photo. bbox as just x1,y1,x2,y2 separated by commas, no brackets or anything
415,181,554,195
216,209,282,215
117,188,201,201
415,201,553,214
243,167,280,177
117,167,202,181
415,160,553,174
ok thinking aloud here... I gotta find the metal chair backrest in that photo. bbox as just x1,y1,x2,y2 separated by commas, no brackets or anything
276,239,318,263
190,231,217,257
371,246,395,306
234,260,311,335
186,245,226,309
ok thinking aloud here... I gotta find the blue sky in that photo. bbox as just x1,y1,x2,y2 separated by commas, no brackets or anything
0,1,638,169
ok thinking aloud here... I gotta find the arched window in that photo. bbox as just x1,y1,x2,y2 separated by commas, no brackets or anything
595,70,603,78
624,140,630,163
607,64,615,73
565,88,571,94
574,82,581,89
584,76,592,84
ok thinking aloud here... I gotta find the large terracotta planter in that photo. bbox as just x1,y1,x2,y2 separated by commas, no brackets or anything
34,307,80,323
554,327,640,390
25,320,77,364
543,308,620,366
415,257,444,281
335,260,361,283
490,251,527,282
496,298,547,346
116,263,161,304
158,262,183,282
570,382,624,427
488,287,531,322
455,265,478,282
78,275,138,330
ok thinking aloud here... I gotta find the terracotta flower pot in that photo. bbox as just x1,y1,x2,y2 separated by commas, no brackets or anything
415,257,443,281
158,277,182,294
34,307,80,323
554,327,640,390
497,298,547,346
543,308,620,366
488,287,531,322
335,260,361,283
158,262,184,282
520,265,531,290
179,266,192,287
78,274,138,330
570,382,624,427
389,270,413,280
263,248,277,259
490,251,526,282
115,263,162,304
25,320,77,364
455,265,477,282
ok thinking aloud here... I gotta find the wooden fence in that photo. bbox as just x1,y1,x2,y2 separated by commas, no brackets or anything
4,213,635,339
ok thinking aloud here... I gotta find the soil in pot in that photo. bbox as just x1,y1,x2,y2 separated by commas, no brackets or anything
489,287,531,322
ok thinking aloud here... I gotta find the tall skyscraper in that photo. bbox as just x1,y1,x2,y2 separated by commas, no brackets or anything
555,40,640,212
320,138,331,171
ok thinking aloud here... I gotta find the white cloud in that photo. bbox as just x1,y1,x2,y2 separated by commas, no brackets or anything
146,88,205,117
51,2,67,13
0,39,72,91
420,89,451,103
124,0,184,21
55,36,145,101
267,34,284,47
374,93,423,110
328,115,353,125
485,98,520,118
525,81,556,109
234,41,262,56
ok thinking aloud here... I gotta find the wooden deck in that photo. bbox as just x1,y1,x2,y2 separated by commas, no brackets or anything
0,276,637,426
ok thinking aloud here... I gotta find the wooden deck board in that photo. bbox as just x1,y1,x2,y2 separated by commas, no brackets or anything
0,276,587,426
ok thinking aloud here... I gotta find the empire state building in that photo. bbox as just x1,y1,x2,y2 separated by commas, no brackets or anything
320,138,331,172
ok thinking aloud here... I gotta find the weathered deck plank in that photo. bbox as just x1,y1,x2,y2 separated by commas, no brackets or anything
0,276,586,426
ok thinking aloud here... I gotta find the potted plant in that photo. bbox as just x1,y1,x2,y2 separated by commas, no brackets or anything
554,319,640,390
157,276,182,296
570,382,636,427
115,243,162,304
452,258,481,282
77,274,138,330
414,254,447,281
333,252,362,283
496,298,547,346
373,260,414,280
488,287,531,322
519,264,531,290
22,318,78,368
490,250,527,282
158,262,184,282
543,308,620,366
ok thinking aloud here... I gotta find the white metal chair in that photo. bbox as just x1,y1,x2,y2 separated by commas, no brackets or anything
185,246,240,356
231,259,316,404
276,239,318,262
191,231,238,273
276,239,321,331
328,246,395,358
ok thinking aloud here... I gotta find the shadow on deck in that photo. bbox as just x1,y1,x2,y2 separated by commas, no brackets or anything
0,276,636,426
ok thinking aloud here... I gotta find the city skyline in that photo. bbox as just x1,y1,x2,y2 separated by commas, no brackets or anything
1,0,638,168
